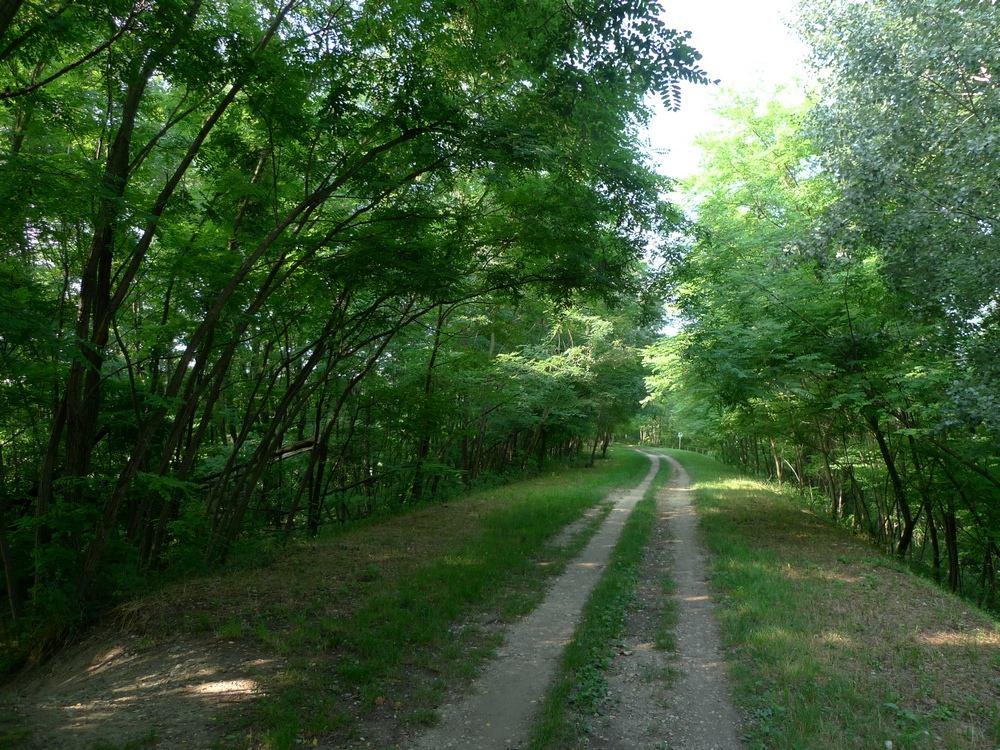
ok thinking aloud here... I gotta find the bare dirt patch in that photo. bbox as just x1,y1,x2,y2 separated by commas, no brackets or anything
3,631,278,749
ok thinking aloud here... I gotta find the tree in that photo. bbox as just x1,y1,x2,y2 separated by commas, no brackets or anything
646,81,1000,607
0,0,704,661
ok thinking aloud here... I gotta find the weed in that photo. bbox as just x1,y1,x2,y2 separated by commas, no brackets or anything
403,708,440,727
215,618,244,640
654,578,679,653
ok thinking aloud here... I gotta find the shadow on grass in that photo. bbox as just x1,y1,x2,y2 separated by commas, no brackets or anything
1,636,277,750
6,449,652,750
656,449,1000,750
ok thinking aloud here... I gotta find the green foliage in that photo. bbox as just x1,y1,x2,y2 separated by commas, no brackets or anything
643,1,1000,614
801,0,1000,338
0,1,704,657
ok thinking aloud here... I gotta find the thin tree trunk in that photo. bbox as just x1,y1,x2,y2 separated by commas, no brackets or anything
927,504,941,582
0,446,19,620
942,508,960,592
865,412,915,557
587,431,600,468
411,305,448,502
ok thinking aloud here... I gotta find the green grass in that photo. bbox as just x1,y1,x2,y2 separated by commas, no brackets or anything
89,729,159,750
528,455,670,749
653,573,678,652
201,447,653,749
662,448,1000,750
0,707,29,749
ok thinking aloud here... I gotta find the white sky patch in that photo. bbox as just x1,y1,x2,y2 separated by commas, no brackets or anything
647,0,810,181
646,1,810,336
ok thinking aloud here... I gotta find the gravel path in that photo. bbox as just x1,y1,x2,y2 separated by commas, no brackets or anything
584,456,678,748
657,453,741,749
410,453,662,750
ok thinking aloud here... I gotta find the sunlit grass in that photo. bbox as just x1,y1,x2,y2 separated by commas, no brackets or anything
661,449,1000,750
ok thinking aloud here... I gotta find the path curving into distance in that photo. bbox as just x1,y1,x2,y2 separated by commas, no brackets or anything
411,453,661,750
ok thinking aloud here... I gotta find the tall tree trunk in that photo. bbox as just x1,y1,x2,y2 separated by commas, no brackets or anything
926,507,940,583
942,508,960,592
769,438,782,482
0,446,19,620
865,412,915,557
411,305,447,502
587,431,600,468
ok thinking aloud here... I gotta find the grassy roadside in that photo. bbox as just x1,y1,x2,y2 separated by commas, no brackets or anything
667,449,1000,750
112,448,650,749
528,453,671,749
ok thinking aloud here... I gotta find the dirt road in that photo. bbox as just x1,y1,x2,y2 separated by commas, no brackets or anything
410,453,662,749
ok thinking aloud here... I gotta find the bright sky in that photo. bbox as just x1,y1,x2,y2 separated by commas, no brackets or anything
647,0,810,181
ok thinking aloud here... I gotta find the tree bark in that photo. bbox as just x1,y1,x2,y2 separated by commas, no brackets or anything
865,412,915,557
